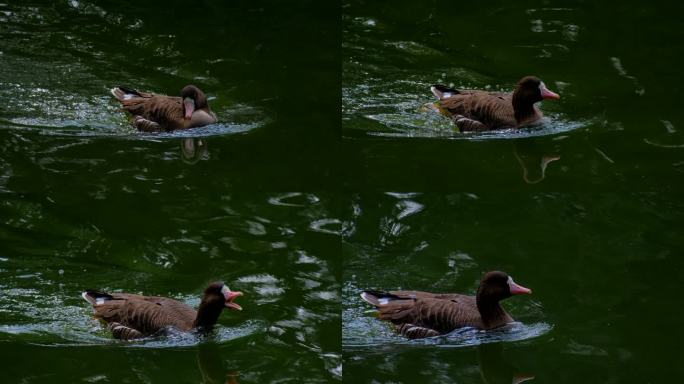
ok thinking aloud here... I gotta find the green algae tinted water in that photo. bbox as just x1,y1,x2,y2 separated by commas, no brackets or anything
0,189,343,383
0,1,340,382
342,0,684,191
342,193,684,383
1,0,683,383
340,1,684,381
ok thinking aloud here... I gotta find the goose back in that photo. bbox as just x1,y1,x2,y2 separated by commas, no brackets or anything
123,94,186,131
437,91,519,130
84,291,197,337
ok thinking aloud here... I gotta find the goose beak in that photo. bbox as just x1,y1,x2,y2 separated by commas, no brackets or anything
183,97,195,119
223,290,243,311
508,277,532,295
539,82,560,100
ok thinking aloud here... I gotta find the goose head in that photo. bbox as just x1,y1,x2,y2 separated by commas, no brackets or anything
181,85,210,119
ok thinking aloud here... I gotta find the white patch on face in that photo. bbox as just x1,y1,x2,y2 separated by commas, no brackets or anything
378,298,390,305
96,298,106,305
221,285,231,295
507,276,514,288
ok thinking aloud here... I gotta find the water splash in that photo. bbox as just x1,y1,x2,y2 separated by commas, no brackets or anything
126,319,265,349
2,105,268,139
367,112,588,140
344,304,552,351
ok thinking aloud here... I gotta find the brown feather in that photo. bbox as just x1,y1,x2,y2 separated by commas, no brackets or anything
92,293,198,335
439,91,520,130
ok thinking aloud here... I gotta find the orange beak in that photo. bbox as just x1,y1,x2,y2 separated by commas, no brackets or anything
540,83,560,100
224,290,243,311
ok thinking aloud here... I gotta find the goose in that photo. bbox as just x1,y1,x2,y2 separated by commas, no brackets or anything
111,84,217,132
361,271,531,339
430,76,560,131
82,282,242,340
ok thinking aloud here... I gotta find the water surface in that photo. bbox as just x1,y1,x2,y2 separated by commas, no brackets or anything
342,0,684,190
0,1,340,382
342,193,684,383
1,192,342,382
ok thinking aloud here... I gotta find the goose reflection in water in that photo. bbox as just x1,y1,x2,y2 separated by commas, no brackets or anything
479,342,534,384
513,139,560,184
181,138,210,164
197,343,240,384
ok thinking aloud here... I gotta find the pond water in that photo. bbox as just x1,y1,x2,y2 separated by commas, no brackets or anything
342,0,684,190
0,1,340,383
342,193,684,383
1,0,683,383
0,190,342,383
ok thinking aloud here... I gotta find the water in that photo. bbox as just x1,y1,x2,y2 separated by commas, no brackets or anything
0,0,341,191
342,0,684,191
342,193,684,383
0,191,342,382
1,0,683,383
0,0,340,382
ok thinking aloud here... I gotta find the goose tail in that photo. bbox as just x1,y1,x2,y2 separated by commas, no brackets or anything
430,84,460,100
360,290,400,307
82,290,114,306
110,85,144,102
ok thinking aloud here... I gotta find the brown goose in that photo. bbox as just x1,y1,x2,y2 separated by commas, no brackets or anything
361,271,531,339
82,282,243,340
111,85,217,132
430,76,560,132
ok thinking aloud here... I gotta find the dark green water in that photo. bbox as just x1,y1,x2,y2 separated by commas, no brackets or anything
0,188,342,383
0,1,340,383
0,0,340,190
342,193,684,383
1,0,683,383
342,0,684,190
340,0,683,382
